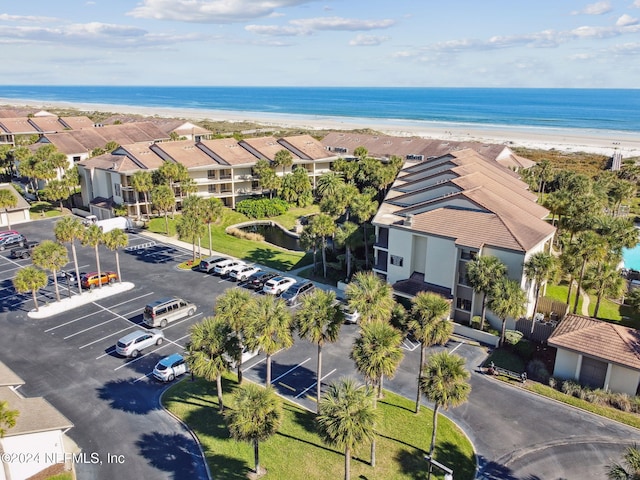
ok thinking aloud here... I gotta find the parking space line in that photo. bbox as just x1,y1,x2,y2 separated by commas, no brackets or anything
133,373,152,383
450,341,463,353
45,292,155,332
294,368,337,399
63,307,142,339
97,347,117,358
270,358,311,385
402,337,420,351
89,326,139,353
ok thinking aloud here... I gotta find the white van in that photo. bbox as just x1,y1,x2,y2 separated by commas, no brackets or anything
143,297,196,328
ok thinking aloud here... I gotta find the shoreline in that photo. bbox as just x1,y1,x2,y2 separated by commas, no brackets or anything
2,97,639,157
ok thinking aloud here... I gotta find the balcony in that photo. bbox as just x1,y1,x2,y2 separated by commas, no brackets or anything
375,227,389,249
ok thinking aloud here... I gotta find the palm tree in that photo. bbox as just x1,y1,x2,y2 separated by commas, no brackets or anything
54,216,85,296
0,400,18,437
130,170,153,219
245,295,294,386
309,213,336,278
81,224,104,288
13,266,48,312
571,231,607,314
345,271,395,324
419,351,471,477
408,291,453,413
203,197,224,255
31,240,68,302
300,225,320,273
41,179,69,212
152,184,176,234
213,288,254,383
273,149,293,175
185,316,233,412
607,444,640,480
523,251,557,322
103,228,129,283
316,171,346,200
350,193,378,269
350,320,403,467
584,257,626,318
177,208,206,262
334,221,362,280
0,188,18,229
317,377,377,480
296,289,344,412
487,277,527,346
225,383,283,477
465,255,507,329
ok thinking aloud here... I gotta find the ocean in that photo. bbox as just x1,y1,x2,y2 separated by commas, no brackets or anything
1,86,639,134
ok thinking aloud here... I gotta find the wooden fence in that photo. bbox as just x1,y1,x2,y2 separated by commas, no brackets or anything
514,317,557,343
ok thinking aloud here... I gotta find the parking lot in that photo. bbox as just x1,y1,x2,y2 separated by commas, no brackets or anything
5,217,638,480
0,218,481,479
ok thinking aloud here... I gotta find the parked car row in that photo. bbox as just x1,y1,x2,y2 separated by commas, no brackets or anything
0,231,27,251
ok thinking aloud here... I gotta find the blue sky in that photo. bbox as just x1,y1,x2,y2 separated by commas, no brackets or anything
2,0,640,87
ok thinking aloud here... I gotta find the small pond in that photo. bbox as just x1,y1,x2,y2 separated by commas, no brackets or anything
240,223,303,251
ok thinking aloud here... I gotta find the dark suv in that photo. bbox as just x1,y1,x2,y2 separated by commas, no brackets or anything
281,281,315,306
246,271,278,290
10,241,39,259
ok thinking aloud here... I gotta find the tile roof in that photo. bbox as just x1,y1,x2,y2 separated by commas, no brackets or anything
548,314,640,370
240,136,301,161
0,386,74,436
321,131,528,176
0,117,40,135
0,360,25,387
373,149,554,252
27,116,65,132
78,143,165,172
199,138,260,166
59,116,95,129
278,135,330,160
150,140,219,168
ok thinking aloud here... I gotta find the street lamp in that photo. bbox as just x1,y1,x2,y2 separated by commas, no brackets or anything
424,455,453,480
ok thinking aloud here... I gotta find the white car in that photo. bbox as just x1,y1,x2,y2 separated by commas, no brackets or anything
213,259,246,276
263,276,296,295
224,344,259,368
342,304,360,324
115,329,165,358
229,264,261,282
153,353,189,382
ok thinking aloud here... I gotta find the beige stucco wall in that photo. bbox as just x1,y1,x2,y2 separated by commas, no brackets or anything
386,227,413,283
552,348,580,380
0,430,66,480
424,235,457,289
608,364,640,396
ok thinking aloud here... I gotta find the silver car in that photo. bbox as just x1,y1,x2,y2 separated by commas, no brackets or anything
153,353,189,382
116,329,165,358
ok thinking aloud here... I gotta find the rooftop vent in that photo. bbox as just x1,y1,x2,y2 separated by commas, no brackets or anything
404,214,414,227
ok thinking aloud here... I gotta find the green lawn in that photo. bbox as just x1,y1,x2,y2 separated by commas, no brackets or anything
163,375,475,480
29,201,67,218
544,282,640,329
147,208,313,272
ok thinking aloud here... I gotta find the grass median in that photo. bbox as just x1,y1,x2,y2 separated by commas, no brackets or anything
163,375,475,480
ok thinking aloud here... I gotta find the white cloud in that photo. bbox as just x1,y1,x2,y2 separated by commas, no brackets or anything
127,0,316,23
571,1,613,15
246,16,395,36
0,22,207,47
0,13,58,23
610,41,640,54
349,34,389,46
634,0,640,7
616,14,639,26
289,17,394,31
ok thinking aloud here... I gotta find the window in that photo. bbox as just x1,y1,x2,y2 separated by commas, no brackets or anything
207,170,216,179
456,298,472,312
208,184,217,193
114,183,121,196
390,255,403,267
405,154,424,161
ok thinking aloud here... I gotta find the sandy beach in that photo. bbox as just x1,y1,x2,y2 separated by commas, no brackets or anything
2,98,639,157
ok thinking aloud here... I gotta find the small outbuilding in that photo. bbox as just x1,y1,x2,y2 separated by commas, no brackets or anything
0,183,30,228
548,313,640,396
